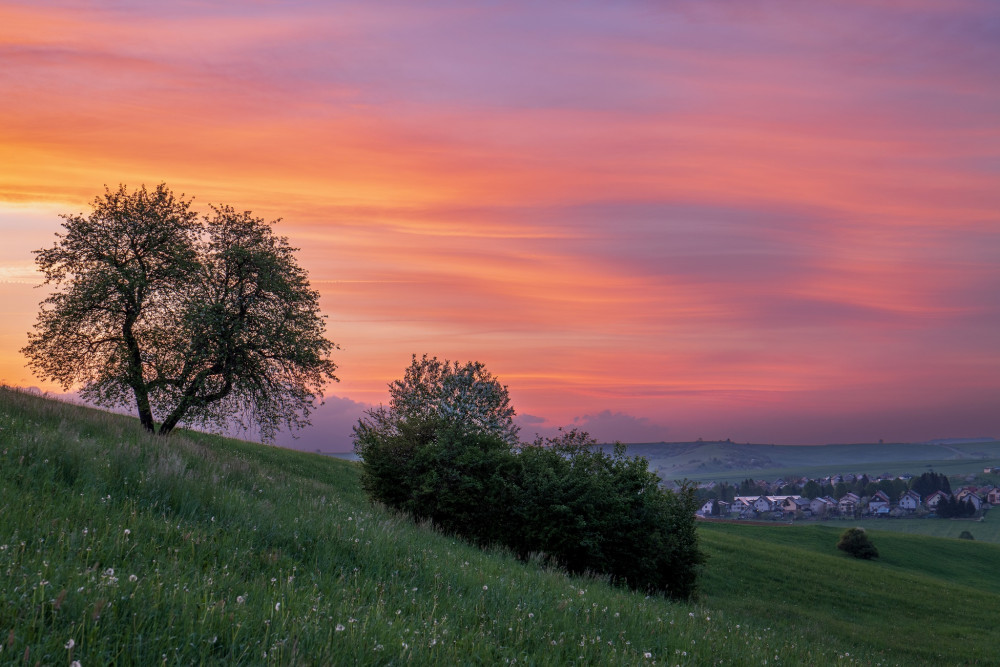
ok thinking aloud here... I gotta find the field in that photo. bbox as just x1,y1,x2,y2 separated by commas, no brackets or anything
3,386,1000,665
820,511,1000,543
606,440,1000,484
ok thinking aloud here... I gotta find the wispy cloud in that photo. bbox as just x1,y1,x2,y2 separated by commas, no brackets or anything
1,1,998,444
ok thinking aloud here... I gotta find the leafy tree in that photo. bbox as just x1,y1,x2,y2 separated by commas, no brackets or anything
22,184,337,438
911,472,950,497
356,354,518,449
802,480,822,499
837,527,878,559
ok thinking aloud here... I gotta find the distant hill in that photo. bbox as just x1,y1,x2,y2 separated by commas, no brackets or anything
597,438,1000,482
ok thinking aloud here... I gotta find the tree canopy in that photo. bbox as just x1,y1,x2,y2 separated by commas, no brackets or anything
22,183,338,438
354,354,519,450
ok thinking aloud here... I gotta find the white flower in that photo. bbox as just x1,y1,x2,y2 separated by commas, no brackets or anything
129,574,137,582
335,624,345,632
644,652,652,659
237,595,246,604
483,585,488,591
65,639,75,649
275,602,281,611
123,529,130,536
71,662,81,667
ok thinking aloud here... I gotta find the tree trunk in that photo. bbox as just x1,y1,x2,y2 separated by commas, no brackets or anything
123,316,155,432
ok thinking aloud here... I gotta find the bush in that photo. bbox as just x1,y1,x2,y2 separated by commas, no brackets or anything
355,416,703,599
837,527,879,559
959,530,975,540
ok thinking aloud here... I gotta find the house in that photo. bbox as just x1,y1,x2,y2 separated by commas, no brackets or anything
752,495,774,513
987,488,1000,505
868,490,891,514
955,489,983,512
898,490,921,512
697,499,716,516
925,490,950,510
838,492,861,515
809,496,837,516
780,496,811,515
732,496,772,516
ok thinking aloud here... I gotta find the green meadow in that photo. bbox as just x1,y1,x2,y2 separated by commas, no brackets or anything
3,386,999,665
616,441,1000,484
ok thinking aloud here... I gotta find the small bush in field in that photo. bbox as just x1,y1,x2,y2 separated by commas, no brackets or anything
837,527,879,559
959,530,975,540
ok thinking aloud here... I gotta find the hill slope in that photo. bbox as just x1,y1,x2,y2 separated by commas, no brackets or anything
3,387,999,664
609,440,1000,482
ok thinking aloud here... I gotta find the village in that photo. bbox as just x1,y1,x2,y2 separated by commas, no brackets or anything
693,468,1000,520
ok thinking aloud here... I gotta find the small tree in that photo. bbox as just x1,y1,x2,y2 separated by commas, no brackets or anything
22,184,338,438
837,527,878,559
353,355,518,508
802,479,822,499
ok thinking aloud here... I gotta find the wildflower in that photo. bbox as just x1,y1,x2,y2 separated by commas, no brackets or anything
65,639,75,649
275,602,281,611
237,595,246,604
335,624,345,632
71,662,81,667
644,652,652,659
129,575,137,582
123,529,130,536
528,613,534,618
483,585,488,591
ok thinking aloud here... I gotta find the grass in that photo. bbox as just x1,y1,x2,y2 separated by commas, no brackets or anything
697,521,1000,664
3,386,999,665
828,511,1000,543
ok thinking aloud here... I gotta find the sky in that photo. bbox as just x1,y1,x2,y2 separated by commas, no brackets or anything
2,1,999,450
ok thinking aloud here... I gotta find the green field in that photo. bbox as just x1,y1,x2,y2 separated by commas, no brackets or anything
820,511,1000,543
3,387,1000,665
610,440,1000,484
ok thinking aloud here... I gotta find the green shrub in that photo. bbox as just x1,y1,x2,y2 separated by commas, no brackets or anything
837,527,879,559
959,530,975,540
355,418,703,599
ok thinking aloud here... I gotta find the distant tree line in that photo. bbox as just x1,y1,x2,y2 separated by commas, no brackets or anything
699,471,954,505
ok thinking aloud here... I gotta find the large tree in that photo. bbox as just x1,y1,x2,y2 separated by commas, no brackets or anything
22,183,338,438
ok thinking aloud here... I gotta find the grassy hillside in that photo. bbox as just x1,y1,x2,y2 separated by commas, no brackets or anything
3,387,998,665
697,521,1000,664
609,441,1000,483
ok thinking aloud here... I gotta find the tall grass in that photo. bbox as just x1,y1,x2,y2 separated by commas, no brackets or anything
2,387,994,665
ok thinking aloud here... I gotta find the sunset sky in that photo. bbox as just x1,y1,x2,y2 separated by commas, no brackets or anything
2,1,998,450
